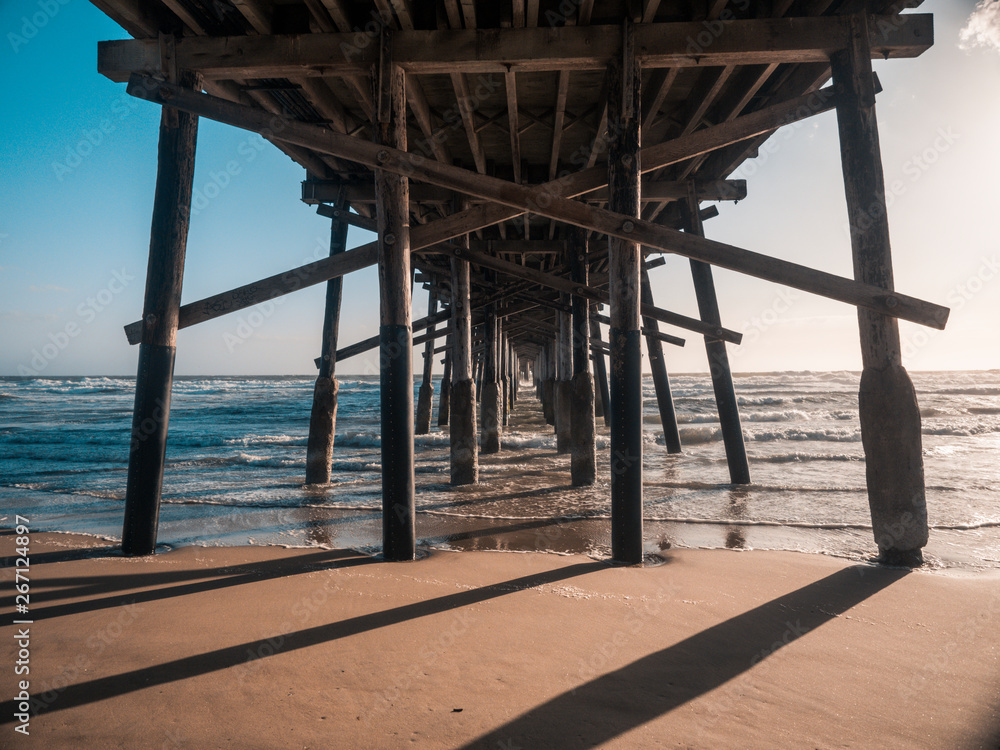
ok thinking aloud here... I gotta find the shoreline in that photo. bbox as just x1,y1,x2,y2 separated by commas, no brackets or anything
2,532,999,748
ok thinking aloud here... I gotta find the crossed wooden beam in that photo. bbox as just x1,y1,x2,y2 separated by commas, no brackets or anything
122,74,948,347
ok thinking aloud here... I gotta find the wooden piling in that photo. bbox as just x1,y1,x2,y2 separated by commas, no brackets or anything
590,310,611,426
832,13,927,566
555,298,573,454
640,266,682,454
438,346,452,427
450,199,478,485
684,187,751,485
607,22,644,564
569,228,597,486
122,70,201,557
374,30,414,561
415,289,438,435
481,271,502,454
305,204,349,485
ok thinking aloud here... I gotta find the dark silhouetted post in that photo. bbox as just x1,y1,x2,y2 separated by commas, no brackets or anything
122,70,201,557
684,186,750,485
415,289,438,434
569,227,596,485
438,347,452,426
305,203,349,484
641,266,682,454
375,30,414,560
450,198,478,485
607,21,643,563
833,13,927,566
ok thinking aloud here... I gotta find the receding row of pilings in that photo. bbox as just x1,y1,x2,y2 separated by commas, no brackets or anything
119,16,930,566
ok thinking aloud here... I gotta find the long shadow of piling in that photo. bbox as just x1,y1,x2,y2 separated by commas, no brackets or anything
459,565,908,749
0,560,606,721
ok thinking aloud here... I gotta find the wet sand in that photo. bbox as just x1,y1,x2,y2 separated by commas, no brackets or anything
2,531,998,749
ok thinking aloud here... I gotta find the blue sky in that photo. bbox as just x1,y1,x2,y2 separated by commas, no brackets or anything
1,0,997,376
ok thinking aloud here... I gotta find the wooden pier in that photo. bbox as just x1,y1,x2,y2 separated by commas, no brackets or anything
97,0,947,566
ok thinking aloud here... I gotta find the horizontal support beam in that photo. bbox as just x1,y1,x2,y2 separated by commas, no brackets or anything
316,203,377,232
124,241,378,345
126,76,947,331
303,178,746,205
99,15,932,81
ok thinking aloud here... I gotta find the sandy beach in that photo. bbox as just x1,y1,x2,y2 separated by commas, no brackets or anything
2,531,998,749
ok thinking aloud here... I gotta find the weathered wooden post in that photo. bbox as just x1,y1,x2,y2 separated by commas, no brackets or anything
438,346,452,427
450,200,478,485
590,310,611,425
683,186,750,485
542,341,556,426
121,70,201,557
569,228,597,485
640,266,682,454
481,271,502,453
608,22,644,563
374,30,415,560
555,296,573,454
305,203,349,484
415,288,438,434
501,328,510,426
832,13,927,566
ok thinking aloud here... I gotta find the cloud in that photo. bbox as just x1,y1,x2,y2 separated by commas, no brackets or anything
28,284,71,293
960,0,1000,53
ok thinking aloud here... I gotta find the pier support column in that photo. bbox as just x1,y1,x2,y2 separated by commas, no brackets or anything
122,70,201,557
555,298,573,454
375,31,414,560
305,203,349,484
833,14,927,565
641,267,682,454
569,228,596,486
590,310,611,425
542,342,556,426
481,272,501,454
415,289,438,435
607,22,644,564
450,200,478,485
438,346,452,427
684,188,750,484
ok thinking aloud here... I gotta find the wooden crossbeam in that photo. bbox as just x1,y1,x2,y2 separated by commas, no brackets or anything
302,178,746,204
98,15,933,82
122,77,943,344
125,76,947,331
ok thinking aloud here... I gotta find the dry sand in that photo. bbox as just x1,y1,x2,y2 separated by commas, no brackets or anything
2,531,999,749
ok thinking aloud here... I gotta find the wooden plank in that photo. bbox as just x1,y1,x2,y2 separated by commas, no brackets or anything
548,70,571,180
450,72,487,173
504,71,522,184
98,15,934,81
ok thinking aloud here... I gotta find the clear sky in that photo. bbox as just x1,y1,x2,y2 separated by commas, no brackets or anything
1,0,997,377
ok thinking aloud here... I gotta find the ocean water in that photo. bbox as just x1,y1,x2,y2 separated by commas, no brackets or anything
1,371,998,571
